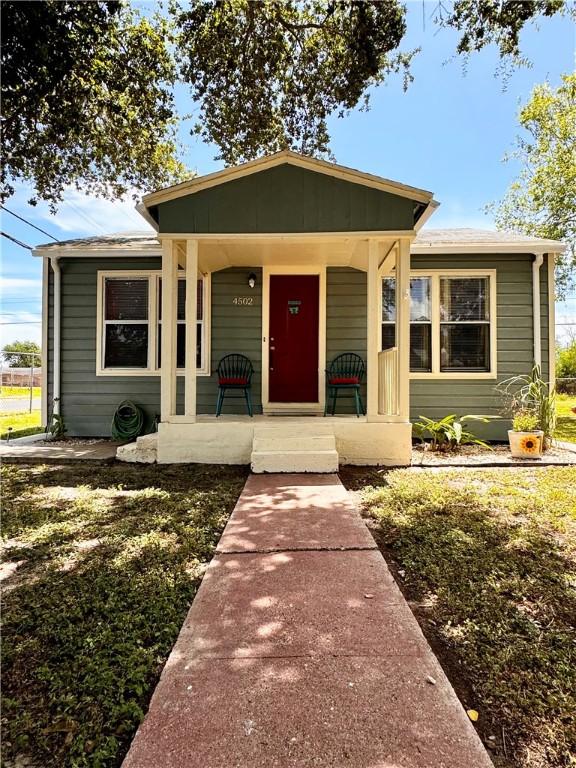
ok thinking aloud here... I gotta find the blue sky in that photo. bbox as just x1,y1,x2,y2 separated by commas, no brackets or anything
1,1,575,348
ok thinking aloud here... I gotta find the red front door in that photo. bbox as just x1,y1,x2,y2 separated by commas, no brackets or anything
268,275,319,403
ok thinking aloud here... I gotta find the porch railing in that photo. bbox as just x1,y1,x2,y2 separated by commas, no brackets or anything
378,347,398,416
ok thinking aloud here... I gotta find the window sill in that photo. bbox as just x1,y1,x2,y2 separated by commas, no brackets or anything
410,372,497,380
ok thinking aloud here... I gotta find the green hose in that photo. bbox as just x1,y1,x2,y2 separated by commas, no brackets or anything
111,400,145,441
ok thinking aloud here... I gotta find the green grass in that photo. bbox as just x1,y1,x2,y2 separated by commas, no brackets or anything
351,466,576,768
1,386,41,398
0,410,42,439
555,394,576,444
1,462,248,768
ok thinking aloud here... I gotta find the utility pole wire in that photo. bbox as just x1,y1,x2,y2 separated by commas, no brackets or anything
0,206,59,241
1,231,32,250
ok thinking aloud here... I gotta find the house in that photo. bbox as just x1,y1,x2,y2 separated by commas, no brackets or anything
33,151,563,470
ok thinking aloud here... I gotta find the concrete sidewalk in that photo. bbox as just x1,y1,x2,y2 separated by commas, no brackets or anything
122,474,493,768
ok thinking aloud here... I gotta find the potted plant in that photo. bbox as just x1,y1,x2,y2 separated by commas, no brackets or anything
508,410,544,458
497,365,556,453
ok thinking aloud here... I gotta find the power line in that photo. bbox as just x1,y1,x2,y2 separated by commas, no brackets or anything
1,231,32,250
0,321,42,325
0,206,59,241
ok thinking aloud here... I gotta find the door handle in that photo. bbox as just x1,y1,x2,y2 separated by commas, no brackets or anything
269,346,275,370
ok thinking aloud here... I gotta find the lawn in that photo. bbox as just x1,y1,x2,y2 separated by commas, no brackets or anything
0,410,42,439
0,386,42,398
556,393,576,444
342,466,576,768
1,462,248,768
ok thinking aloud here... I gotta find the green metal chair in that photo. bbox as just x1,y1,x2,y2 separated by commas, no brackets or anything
216,354,254,417
324,353,365,417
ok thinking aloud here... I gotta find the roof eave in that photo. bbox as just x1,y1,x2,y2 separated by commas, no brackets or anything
142,150,434,208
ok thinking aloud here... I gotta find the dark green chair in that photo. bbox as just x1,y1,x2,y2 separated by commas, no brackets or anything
216,354,254,417
324,353,365,417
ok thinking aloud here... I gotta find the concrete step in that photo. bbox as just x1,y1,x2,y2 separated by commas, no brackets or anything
251,449,339,474
252,435,336,453
253,423,335,439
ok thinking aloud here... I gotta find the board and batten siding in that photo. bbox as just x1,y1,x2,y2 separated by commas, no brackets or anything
153,164,416,234
410,253,549,440
326,268,367,412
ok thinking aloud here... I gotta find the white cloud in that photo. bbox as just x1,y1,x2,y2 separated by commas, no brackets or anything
37,187,153,236
6,182,153,240
0,277,42,293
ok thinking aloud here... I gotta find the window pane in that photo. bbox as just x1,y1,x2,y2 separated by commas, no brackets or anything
440,278,488,321
410,278,431,322
197,322,202,368
382,277,431,322
382,324,395,349
382,278,395,322
197,279,203,321
410,325,432,372
105,279,148,321
104,324,148,367
440,325,489,371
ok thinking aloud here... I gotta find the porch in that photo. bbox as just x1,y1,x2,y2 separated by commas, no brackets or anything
155,233,414,469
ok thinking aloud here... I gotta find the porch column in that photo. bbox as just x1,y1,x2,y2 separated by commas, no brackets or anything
184,239,198,418
160,238,178,421
396,237,411,421
366,239,380,418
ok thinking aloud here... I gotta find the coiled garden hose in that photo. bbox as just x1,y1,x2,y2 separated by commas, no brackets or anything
111,400,145,441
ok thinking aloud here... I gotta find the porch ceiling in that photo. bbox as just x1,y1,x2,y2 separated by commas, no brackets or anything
174,235,403,273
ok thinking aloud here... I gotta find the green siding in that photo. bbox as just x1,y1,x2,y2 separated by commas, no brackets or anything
155,164,416,233
48,253,549,440
326,268,367,412
410,254,549,440
197,268,263,415
48,258,162,436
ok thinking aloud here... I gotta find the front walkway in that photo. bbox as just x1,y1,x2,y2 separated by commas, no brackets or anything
122,474,492,768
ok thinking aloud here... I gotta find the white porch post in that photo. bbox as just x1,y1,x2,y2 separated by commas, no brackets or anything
397,237,411,421
366,239,380,418
161,238,178,421
184,239,198,418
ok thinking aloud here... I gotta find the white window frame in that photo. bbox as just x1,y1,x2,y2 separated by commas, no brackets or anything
96,270,211,377
381,269,497,380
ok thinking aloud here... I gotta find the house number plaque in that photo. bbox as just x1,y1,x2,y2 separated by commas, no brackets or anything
232,297,254,305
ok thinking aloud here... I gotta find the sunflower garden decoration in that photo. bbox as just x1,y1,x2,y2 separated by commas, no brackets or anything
497,365,556,457
508,410,544,458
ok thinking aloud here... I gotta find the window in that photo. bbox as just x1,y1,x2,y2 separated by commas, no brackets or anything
381,271,495,377
103,278,149,368
440,277,490,372
98,271,209,375
382,277,432,372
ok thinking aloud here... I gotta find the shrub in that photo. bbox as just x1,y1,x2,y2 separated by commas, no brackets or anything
413,414,494,452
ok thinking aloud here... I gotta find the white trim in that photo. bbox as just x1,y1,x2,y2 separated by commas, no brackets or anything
532,254,544,367
396,239,411,420
51,257,62,415
157,230,416,242
389,269,498,380
261,265,326,412
161,240,178,420
143,150,434,207
548,253,557,388
41,256,49,426
184,239,198,418
366,240,380,417
95,269,211,377
414,200,441,232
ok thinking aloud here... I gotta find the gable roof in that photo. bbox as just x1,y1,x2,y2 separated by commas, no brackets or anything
142,150,435,208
